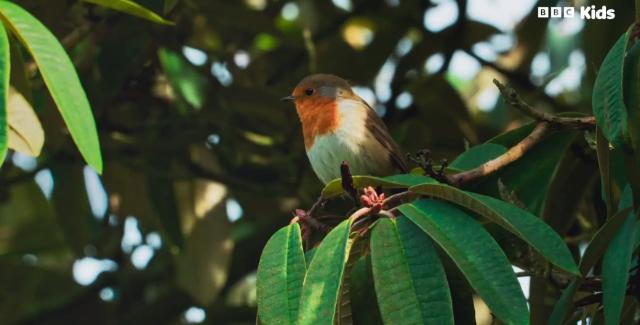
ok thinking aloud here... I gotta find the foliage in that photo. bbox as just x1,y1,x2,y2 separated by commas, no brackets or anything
255,4,640,325
0,0,639,324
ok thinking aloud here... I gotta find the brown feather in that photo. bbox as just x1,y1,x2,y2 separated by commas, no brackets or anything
361,98,408,173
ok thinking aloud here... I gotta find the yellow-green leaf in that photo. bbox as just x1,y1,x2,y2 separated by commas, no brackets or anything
257,224,306,325
81,0,174,25
298,219,353,325
0,1,103,172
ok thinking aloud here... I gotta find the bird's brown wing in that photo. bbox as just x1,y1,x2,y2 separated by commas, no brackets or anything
360,98,408,173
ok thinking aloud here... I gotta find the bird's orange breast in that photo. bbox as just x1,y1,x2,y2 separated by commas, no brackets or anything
296,98,340,149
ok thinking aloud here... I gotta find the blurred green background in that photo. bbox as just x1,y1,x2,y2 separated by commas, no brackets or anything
0,0,633,324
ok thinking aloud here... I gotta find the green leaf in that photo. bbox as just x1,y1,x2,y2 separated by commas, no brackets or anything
0,22,8,167
81,0,174,25
410,183,579,274
548,280,579,325
399,199,529,325
158,48,209,110
596,127,614,215
482,128,578,214
0,1,103,172
449,143,507,170
370,218,453,324
257,224,306,325
603,186,637,325
579,207,633,275
298,219,353,325
349,255,383,325
624,33,640,161
592,30,629,147
321,174,436,198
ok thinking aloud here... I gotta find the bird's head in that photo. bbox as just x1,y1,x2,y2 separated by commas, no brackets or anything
282,74,355,115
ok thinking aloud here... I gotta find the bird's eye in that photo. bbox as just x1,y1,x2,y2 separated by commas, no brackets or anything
304,88,314,96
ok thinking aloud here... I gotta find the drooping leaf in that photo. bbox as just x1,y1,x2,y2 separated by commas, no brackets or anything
81,0,174,25
321,174,436,198
449,143,507,170
399,199,529,325
592,30,629,147
0,1,103,172
370,217,453,324
257,224,306,325
6,87,43,156
298,219,353,325
603,186,637,325
410,183,579,274
0,21,8,167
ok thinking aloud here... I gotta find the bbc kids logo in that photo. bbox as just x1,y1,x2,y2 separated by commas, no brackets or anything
538,6,615,20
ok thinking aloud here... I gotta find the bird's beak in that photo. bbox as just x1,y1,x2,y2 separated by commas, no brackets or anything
280,95,295,101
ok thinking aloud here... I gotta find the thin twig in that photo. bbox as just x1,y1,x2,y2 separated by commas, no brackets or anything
493,79,596,128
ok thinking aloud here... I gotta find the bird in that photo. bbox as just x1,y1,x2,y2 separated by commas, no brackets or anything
282,74,407,184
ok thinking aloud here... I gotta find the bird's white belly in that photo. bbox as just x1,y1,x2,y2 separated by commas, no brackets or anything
306,131,391,184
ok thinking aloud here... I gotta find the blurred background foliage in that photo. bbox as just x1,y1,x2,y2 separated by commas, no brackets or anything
0,0,633,324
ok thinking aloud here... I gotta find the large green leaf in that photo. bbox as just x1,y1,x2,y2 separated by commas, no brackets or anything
81,0,174,25
623,39,640,166
410,183,579,274
0,1,102,172
399,199,528,325
298,219,353,325
0,22,8,167
592,30,629,147
603,186,637,325
321,174,436,198
449,143,507,170
257,224,306,325
370,217,453,324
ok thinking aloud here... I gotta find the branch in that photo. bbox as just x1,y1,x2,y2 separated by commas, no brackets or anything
448,80,596,186
449,122,551,186
493,79,595,128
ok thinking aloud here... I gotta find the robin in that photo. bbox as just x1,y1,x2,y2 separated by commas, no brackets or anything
282,74,407,184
